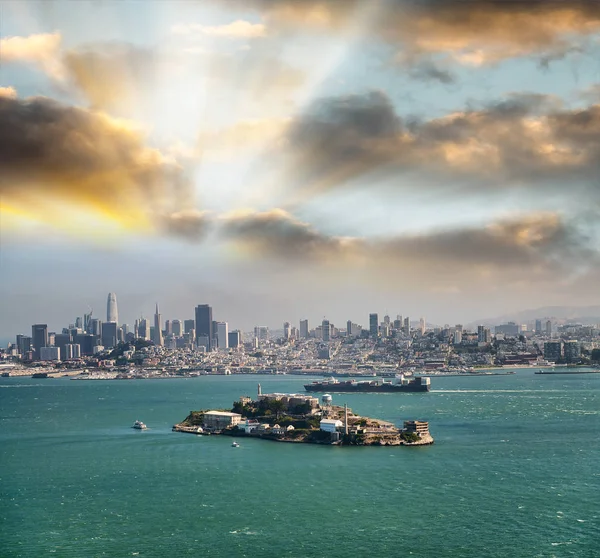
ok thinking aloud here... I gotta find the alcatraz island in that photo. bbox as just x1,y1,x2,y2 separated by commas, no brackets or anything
173,384,433,446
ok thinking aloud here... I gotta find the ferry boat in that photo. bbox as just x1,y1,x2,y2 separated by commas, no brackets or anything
304,374,430,393
132,420,147,430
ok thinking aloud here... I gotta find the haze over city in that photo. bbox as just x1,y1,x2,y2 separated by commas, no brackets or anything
1,0,600,341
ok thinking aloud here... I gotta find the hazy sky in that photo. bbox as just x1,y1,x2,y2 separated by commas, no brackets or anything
1,0,599,338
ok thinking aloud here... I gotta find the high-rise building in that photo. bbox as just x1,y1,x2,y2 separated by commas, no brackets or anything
403,317,410,336
283,322,291,340
89,318,102,337
384,315,391,325
65,344,81,359
453,330,462,344
195,305,213,350
40,346,60,361
102,322,118,349
16,334,32,356
54,333,72,359
546,320,552,337
73,333,96,356
228,330,241,349
75,317,83,329
322,319,330,342
299,319,309,339
419,317,426,335
535,319,542,334
369,313,378,337
172,320,183,337
31,324,48,360
216,322,229,349
477,325,486,343
107,292,118,323
254,326,269,341
165,320,172,337
154,303,163,347
138,318,150,340
184,319,195,334
563,340,581,363
544,341,562,362
84,313,92,333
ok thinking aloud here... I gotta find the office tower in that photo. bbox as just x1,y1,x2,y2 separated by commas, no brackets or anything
47,332,56,346
107,292,118,323
172,320,183,337
546,320,552,337
40,346,60,361
138,318,150,340
102,322,118,349
384,315,391,325
283,322,291,340
75,317,83,329
254,326,269,341
453,330,462,344
164,320,172,337
73,333,95,356
403,317,410,336
154,304,163,346
31,324,48,360
89,318,102,337
54,333,72,359
563,340,581,363
322,319,330,342
216,322,229,349
65,344,81,359
84,312,92,333
369,313,378,337
228,330,241,349
121,324,129,337
419,317,426,335
16,335,32,356
477,325,486,343
300,319,309,339
184,319,195,334
535,319,542,334
195,305,213,350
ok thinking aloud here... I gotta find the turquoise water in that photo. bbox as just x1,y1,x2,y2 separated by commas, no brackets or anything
1,372,599,557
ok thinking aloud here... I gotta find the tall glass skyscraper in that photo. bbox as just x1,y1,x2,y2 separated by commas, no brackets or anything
195,304,213,350
107,292,118,323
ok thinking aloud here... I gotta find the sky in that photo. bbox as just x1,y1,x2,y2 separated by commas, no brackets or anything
1,0,599,338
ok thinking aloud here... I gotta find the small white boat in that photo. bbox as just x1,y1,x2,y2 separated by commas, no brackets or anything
132,420,147,430
231,441,240,447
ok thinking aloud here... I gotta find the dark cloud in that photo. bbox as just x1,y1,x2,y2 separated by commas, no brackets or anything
220,208,600,281
0,95,194,231
408,60,455,84
161,210,209,241
277,90,600,196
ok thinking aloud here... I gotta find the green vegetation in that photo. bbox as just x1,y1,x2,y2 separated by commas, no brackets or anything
400,431,420,443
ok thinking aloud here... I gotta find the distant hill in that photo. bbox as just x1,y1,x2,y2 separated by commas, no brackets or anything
468,306,600,328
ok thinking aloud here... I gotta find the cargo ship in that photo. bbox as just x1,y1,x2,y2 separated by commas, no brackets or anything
304,375,430,393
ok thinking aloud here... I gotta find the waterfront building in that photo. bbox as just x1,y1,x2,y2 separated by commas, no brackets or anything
216,321,229,349
299,319,309,339
195,305,213,350
40,346,60,361
154,304,163,347
369,313,378,337
106,292,118,323
32,324,48,361
544,341,562,362
320,419,343,433
202,411,242,429
563,340,581,363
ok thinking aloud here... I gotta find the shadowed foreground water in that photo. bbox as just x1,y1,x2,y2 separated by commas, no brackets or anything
1,371,599,557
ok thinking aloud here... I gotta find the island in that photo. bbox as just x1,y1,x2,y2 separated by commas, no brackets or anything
173,384,434,446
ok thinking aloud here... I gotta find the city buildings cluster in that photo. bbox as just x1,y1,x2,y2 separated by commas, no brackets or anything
2,295,600,373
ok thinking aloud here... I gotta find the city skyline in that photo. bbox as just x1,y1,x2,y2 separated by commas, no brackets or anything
1,1,600,344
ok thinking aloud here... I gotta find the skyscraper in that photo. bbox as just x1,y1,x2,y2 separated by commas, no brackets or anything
403,317,410,336
31,324,48,360
369,313,378,337
154,303,163,346
299,319,309,339
216,322,229,349
322,319,330,342
195,304,213,350
102,322,118,349
172,320,183,337
107,292,118,323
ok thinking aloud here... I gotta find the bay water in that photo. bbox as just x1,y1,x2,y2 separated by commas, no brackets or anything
1,371,599,557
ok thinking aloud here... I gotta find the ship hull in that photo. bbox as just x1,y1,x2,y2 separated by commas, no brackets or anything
304,383,430,393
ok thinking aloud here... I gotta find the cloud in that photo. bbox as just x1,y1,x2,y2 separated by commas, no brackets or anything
275,90,600,198
218,208,600,287
0,86,17,99
407,59,455,84
161,210,210,241
0,94,195,235
0,32,65,79
235,1,600,66
172,20,266,38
